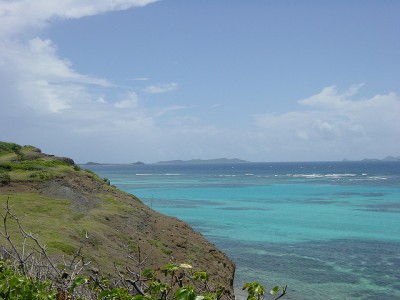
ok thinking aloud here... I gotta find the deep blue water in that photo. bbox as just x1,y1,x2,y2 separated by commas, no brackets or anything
83,161,400,299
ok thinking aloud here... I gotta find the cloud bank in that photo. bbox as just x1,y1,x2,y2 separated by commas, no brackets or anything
254,85,400,161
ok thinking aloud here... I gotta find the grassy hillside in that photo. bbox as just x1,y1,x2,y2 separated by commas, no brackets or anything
0,142,235,297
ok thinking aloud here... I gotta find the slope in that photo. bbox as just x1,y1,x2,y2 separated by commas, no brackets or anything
0,141,235,297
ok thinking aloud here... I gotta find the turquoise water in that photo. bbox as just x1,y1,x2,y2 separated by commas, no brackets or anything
84,162,400,299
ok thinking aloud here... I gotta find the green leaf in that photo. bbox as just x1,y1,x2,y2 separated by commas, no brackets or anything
142,268,154,279
147,280,169,294
242,283,250,290
98,289,110,300
175,286,197,300
242,282,265,299
270,286,281,295
132,296,148,300
162,263,179,275
69,276,88,293
194,271,209,282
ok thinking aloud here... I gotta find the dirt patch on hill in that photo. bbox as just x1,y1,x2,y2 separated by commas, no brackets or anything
39,176,102,212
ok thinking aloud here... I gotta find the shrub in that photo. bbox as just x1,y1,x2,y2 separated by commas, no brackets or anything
0,172,10,185
0,163,12,171
0,260,57,300
0,142,22,155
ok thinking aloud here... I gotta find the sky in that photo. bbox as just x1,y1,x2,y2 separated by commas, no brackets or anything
1,0,399,163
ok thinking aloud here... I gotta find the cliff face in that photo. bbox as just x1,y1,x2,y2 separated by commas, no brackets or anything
0,142,235,297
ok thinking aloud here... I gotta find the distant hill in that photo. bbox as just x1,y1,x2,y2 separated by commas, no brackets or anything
84,161,102,165
83,161,146,165
155,158,249,165
382,156,400,161
362,156,400,162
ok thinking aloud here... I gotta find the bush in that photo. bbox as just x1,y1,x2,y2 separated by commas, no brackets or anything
0,172,10,185
0,142,22,155
0,260,57,300
29,171,53,180
0,163,12,171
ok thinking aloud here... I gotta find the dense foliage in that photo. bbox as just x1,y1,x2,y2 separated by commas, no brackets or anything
0,258,286,300
0,142,77,184
0,260,56,300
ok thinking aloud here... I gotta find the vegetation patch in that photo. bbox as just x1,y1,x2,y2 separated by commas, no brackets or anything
0,141,22,155
0,142,80,182
0,172,10,185
47,241,77,255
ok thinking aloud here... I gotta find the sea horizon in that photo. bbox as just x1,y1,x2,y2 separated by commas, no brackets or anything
79,156,400,166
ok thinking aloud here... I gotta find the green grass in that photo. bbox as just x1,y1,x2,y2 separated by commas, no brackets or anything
0,142,81,181
0,153,18,162
0,193,83,257
0,193,116,256
0,141,111,185
46,241,77,255
0,190,141,273
148,239,173,255
0,142,165,275
0,142,84,182
0,163,88,182
0,141,22,155
19,145,43,159
11,159,67,170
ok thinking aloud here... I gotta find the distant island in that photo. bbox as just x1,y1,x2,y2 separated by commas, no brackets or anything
155,158,250,165
83,161,146,165
362,156,400,162
84,161,102,165
84,156,400,165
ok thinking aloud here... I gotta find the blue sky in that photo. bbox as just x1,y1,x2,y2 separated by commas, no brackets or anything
1,0,399,163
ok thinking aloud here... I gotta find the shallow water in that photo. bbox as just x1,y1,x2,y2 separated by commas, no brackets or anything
84,161,400,299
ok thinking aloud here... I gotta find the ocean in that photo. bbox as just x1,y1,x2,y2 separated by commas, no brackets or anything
83,161,400,299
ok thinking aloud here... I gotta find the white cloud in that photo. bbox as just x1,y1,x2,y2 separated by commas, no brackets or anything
0,0,159,37
0,1,158,116
299,84,361,109
144,83,178,94
114,92,139,109
155,105,188,117
254,85,400,160
296,130,309,141
0,38,111,114
0,0,155,115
